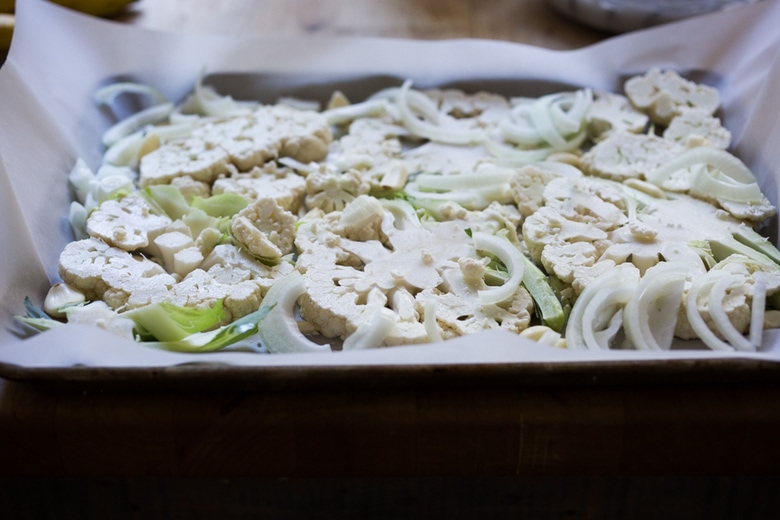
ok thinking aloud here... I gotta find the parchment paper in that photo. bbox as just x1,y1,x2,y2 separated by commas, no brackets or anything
2,0,780,370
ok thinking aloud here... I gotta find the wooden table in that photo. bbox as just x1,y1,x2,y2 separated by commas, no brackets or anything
2,1,779,518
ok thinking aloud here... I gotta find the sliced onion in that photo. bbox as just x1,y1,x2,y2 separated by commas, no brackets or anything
423,300,444,343
369,85,442,123
500,105,544,146
685,270,736,352
323,98,389,125
647,147,757,187
623,262,689,350
581,287,634,350
708,273,756,352
483,137,554,166
396,80,486,145
101,102,174,148
404,182,483,208
342,306,396,350
565,269,638,350
472,232,525,305
531,93,568,149
414,169,513,191
94,82,168,107
751,271,767,348
690,165,763,203
257,271,332,354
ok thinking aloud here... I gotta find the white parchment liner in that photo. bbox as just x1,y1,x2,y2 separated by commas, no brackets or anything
1,0,780,369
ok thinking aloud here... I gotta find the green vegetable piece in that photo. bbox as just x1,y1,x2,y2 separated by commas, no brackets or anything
143,305,274,353
733,228,780,267
15,297,64,333
191,193,248,217
144,184,191,219
124,300,226,342
521,255,566,333
708,235,777,267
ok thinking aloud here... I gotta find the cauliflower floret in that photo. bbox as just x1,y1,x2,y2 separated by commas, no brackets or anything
586,91,649,141
295,197,493,346
419,265,534,339
304,165,371,213
338,194,386,242
624,68,720,126
717,198,776,223
510,163,575,219
170,175,211,200
166,243,295,324
139,104,332,187
581,130,684,181
523,173,755,306
663,109,731,150
58,237,176,310
230,197,297,261
85,193,172,252
211,163,306,212
139,136,233,187
332,117,405,173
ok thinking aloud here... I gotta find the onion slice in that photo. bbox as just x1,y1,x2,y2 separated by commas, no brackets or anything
623,262,689,350
472,232,526,305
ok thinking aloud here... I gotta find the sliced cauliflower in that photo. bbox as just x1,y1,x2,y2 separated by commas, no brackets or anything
304,165,371,213
663,109,731,150
85,193,172,252
418,267,534,339
580,130,684,181
294,197,525,346
211,163,306,213
230,197,297,261
58,237,176,310
170,175,211,200
509,163,571,219
586,91,649,141
139,104,332,187
522,175,754,305
624,68,720,126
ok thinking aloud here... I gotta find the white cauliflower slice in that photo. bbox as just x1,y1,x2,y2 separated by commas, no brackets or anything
624,68,720,126
139,136,233,187
403,141,489,176
330,116,408,189
417,265,534,340
580,130,684,181
230,197,296,261
85,193,172,252
166,244,295,324
170,175,211,200
58,237,176,310
295,198,503,346
211,163,306,213
304,165,371,213
139,104,332,187
663,109,731,150
522,175,753,303
509,163,570,219
586,91,649,141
